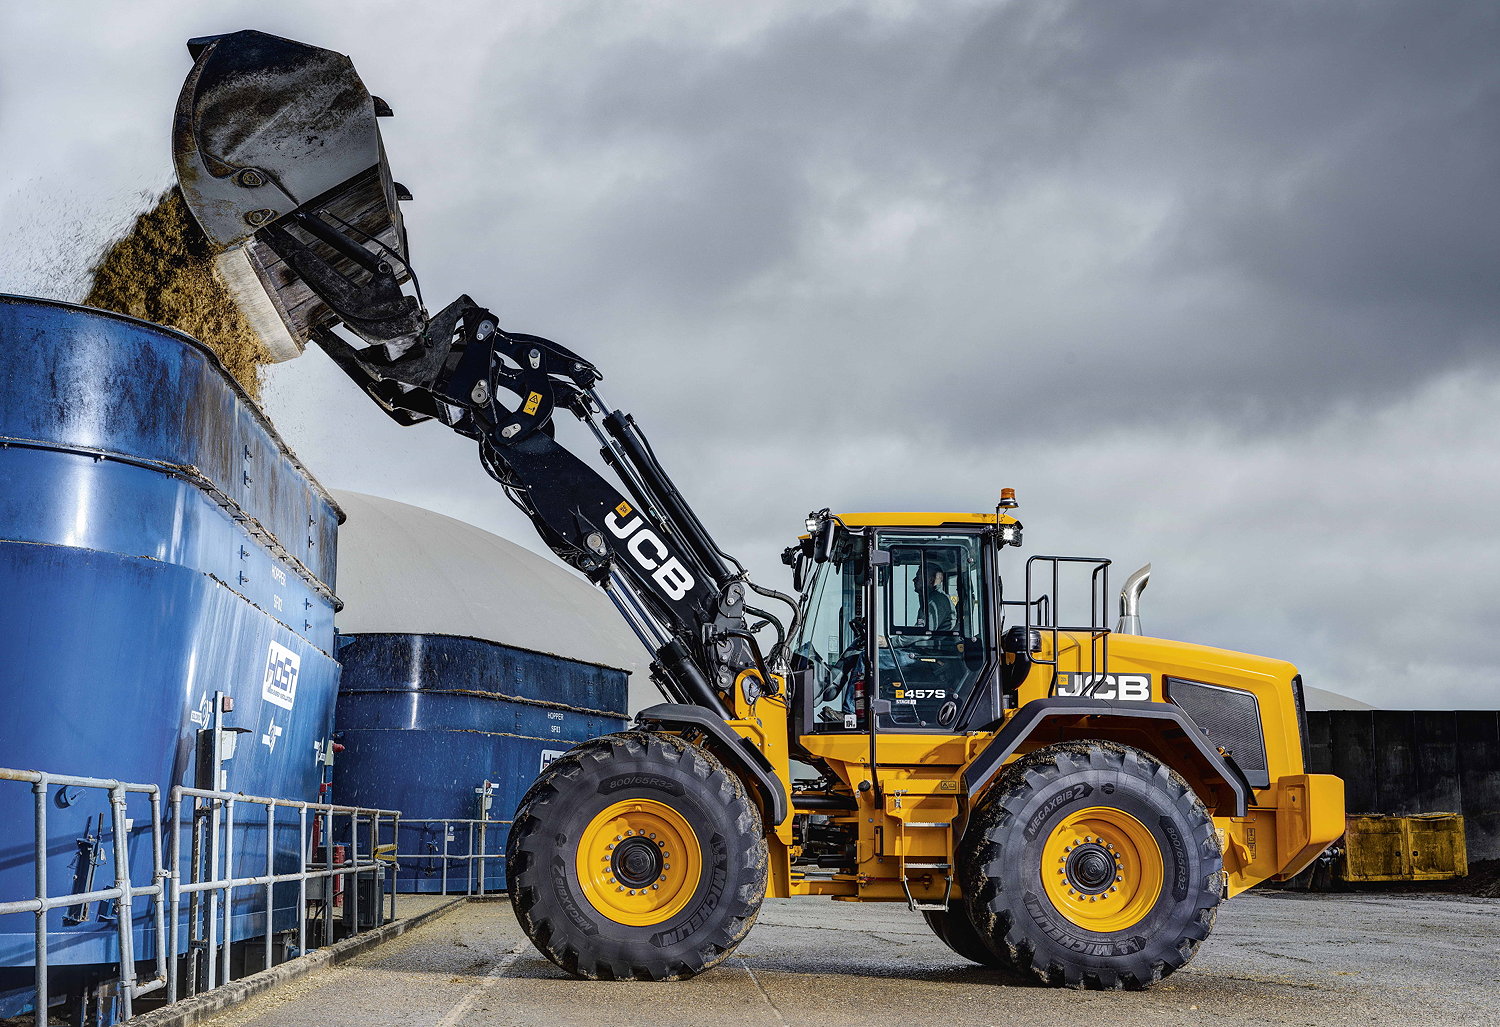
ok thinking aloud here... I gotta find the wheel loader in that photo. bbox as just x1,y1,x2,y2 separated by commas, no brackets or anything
170,30,1345,990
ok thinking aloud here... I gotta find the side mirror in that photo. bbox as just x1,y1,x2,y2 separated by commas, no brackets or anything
782,542,810,591
813,518,839,564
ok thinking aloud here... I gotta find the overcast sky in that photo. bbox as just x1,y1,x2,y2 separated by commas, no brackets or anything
3,1,1497,708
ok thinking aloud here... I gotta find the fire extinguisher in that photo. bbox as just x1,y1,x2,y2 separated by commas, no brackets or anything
333,844,346,908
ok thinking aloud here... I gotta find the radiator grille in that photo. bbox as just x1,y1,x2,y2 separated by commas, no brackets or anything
1167,678,1270,788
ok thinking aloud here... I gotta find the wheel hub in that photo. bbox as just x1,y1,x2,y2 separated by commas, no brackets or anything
611,835,663,888
1065,842,1118,895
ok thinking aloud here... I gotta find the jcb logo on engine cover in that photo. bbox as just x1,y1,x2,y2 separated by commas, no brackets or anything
606,511,696,601
1053,672,1153,701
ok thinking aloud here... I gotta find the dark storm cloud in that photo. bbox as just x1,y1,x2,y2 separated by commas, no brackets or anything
435,1,1499,446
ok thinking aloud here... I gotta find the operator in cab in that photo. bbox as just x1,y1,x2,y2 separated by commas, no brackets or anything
915,567,954,633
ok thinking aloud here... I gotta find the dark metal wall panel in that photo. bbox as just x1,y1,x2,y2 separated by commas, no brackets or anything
1456,711,1500,862
1306,710,1333,782
1373,712,1419,813
1308,710,1500,861
1325,711,1378,814
1411,712,1463,814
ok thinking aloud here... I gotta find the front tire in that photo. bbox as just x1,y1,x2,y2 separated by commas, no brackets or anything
507,731,767,980
960,741,1222,990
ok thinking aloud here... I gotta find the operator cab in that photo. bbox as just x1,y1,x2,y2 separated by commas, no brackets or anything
786,512,1015,735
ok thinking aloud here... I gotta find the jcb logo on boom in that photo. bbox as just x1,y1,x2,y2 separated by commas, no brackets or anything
1054,672,1153,701
606,505,696,602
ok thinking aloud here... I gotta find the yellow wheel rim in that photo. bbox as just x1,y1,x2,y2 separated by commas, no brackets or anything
574,799,702,926
1040,806,1163,932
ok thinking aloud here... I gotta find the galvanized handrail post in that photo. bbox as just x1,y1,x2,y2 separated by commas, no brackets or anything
348,810,360,936
167,788,182,1003
297,805,307,958
221,798,236,986
323,809,334,948
107,784,139,1021
441,823,450,897
147,788,167,998
366,811,377,926
32,776,48,1025
206,794,221,991
263,801,276,971
388,814,399,924
477,819,487,898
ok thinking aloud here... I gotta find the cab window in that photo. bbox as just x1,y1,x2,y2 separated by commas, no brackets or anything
875,533,986,730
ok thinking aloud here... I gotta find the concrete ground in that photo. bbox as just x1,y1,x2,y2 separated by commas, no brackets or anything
198,892,1500,1027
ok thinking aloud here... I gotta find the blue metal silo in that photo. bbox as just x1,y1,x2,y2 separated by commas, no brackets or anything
0,296,342,1019
332,633,629,893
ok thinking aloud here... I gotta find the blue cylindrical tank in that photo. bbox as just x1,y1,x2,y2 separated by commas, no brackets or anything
332,633,629,893
0,297,342,1015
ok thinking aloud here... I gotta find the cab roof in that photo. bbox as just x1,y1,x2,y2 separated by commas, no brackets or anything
832,511,1018,528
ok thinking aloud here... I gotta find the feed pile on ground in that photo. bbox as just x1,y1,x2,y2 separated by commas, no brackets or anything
84,187,269,397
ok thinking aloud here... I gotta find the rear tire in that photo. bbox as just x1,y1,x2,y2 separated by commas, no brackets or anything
507,731,767,980
922,906,1011,968
959,741,1222,990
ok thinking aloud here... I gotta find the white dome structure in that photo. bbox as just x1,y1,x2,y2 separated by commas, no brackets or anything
332,490,651,707
1303,685,1376,711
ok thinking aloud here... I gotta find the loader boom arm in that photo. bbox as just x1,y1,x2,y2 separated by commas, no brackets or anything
315,293,779,716
172,29,797,717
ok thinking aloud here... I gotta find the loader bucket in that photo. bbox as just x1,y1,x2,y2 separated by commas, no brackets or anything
173,29,421,358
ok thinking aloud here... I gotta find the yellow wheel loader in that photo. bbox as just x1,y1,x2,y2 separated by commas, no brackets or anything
171,30,1344,990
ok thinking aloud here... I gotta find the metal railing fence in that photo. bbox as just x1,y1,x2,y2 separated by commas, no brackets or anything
167,786,400,1002
0,767,400,1024
0,768,167,1023
394,818,510,897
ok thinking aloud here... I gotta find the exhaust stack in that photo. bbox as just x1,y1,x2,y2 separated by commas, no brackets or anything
1114,563,1151,635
